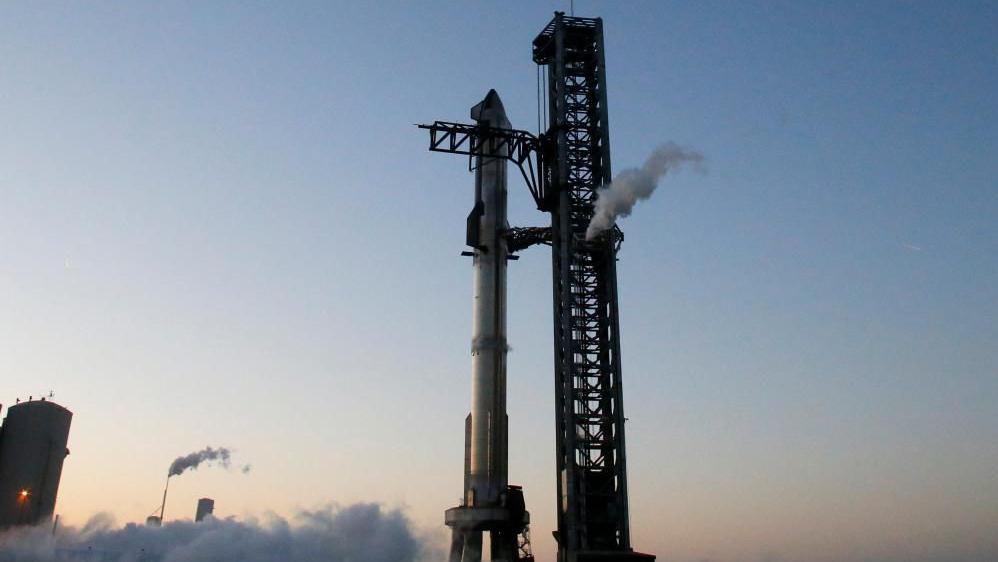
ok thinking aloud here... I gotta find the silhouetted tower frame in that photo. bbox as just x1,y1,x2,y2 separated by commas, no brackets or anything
533,14,649,561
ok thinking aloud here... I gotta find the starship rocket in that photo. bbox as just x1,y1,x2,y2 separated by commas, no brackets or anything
445,90,529,562
466,89,510,508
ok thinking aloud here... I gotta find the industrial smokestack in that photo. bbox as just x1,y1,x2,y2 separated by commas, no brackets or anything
158,475,170,524
157,446,236,525
586,142,703,240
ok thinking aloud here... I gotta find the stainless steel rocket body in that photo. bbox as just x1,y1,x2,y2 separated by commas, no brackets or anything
443,90,528,562
466,91,511,508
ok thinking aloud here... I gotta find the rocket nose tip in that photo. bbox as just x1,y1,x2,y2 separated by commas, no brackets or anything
471,90,510,126
483,89,505,111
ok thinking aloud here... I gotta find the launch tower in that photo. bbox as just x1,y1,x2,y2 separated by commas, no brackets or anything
533,14,651,562
420,11,654,562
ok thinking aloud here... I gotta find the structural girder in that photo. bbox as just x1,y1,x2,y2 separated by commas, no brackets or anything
504,227,552,253
418,121,553,210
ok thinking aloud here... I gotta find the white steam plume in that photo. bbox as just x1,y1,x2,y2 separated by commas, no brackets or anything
0,503,436,562
586,142,704,240
168,446,231,477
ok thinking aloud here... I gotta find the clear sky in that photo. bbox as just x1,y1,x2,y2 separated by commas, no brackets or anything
2,1,996,561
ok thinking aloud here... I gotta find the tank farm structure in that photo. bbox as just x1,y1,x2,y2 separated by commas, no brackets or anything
420,12,655,562
0,398,73,528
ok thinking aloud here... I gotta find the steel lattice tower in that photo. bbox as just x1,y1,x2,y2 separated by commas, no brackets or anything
533,14,653,562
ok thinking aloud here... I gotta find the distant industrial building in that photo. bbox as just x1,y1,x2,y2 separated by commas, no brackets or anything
0,398,72,528
195,498,214,522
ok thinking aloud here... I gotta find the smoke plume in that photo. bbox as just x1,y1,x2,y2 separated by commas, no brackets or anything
0,503,436,562
586,142,704,240
168,446,231,477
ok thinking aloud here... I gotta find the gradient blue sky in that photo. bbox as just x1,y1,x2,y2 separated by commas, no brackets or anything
2,2,996,561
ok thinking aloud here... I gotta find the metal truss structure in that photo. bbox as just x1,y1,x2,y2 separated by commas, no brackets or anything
418,121,552,210
505,227,552,253
534,13,651,562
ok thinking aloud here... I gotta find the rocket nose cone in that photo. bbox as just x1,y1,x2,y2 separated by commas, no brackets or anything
471,89,511,128
483,89,502,107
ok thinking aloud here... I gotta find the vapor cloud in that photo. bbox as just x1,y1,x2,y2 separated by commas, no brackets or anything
586,142,704,240
168,446,231,477
0,503,431,562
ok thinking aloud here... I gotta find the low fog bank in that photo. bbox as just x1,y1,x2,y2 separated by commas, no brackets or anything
0,503,438,562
